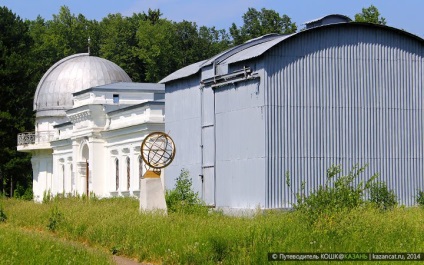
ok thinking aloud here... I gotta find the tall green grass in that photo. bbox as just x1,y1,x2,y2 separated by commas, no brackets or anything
1,197,424,264
0,224,112,264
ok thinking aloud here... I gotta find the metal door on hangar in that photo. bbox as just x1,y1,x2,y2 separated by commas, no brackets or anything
201,86,215,206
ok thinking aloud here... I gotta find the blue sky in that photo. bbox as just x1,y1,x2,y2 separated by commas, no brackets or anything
2,0,423,37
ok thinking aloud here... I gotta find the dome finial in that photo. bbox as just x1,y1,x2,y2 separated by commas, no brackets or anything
86,25,91,55
88,36,91,55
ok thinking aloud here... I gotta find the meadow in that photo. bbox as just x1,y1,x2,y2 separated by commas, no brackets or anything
0,196,424,264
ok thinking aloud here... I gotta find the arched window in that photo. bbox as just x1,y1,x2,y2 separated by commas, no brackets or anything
126,157,130,190
115,158,119,191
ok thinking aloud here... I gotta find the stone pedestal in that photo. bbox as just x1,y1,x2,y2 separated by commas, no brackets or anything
139,172,167,214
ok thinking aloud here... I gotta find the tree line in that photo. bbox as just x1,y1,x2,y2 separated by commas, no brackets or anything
0,5,386,198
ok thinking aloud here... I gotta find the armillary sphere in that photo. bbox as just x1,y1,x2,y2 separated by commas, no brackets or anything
141,132,176,169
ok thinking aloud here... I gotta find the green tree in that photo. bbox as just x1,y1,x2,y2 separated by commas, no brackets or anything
230,8,297,45
99,13,146,82
172,21,230,67
0,6,35,197
198,26,231,58
137,18,177,82
48,6,93,55
29,6,98,72
137,16,230,82
354,5,386,25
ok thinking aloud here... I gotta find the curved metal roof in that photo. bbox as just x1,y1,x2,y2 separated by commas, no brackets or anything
159,34,288,84
34,53,132,117
159,60,207,84
160,16,424,84
303,14,352,25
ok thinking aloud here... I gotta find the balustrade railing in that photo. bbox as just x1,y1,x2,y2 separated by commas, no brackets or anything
17,131,55,146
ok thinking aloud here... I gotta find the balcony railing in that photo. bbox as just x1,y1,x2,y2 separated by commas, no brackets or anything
17,131,55,146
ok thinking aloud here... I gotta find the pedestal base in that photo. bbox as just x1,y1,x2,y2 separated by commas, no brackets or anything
139,177,167,214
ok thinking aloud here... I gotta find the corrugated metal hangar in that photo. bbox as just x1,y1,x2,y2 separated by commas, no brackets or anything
161,15,424,210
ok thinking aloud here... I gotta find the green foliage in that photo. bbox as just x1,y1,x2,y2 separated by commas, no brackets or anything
0,6,34,198
230,7,297,45
22,188,33,201
42,190,52,203
13,183,33,201
165,169,207,215
288,164,379,223
209,235,229,262
99,13,146,82
89,191,98,201
97,7,231,83
0,204,7,222
416,190,424,206
110,245,121,255
47,204,63,231
136,18,177,82
369,181,397,210
2,198,424,264
0,225,113,264
355,5,387,25
137,19,230,82
35,6,95,59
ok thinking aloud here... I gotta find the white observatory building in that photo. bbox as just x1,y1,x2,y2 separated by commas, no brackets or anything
17,53,165,201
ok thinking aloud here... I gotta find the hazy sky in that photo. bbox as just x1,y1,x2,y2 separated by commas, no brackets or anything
2,0,423,37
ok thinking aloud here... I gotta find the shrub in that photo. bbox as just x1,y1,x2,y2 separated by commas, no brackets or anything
287,164,379,222
416,190,424,206
21,187,33,201
13,183,25,199
165,169,207,214
47,205,63,231
369,181,397,210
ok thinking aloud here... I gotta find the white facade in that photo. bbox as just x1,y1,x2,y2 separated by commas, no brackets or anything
17,54,165,201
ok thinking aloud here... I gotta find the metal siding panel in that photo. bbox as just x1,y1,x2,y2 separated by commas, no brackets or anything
202,87,215,126
202,127,215,167
164,76,203,194
263,26,424,208
215,80,266,208
203,167,215,205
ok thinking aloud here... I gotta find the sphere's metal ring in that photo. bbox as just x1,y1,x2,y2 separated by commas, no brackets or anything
141,132,176,169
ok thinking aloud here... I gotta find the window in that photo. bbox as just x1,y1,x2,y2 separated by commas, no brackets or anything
115,159,119,191
126,157,130,190
113,94,119,104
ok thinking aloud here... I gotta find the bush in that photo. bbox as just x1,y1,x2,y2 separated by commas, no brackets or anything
47,205,63,231
21,187,33,201
369,181,397,210
416,190,424,206
14,183,33,201
165,169,207,215
287,164,379,222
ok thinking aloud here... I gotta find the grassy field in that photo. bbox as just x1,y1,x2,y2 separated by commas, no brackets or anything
0,223,113,264
1,197,424,264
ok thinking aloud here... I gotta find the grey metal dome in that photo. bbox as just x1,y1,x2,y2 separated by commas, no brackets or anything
34,53,132,117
